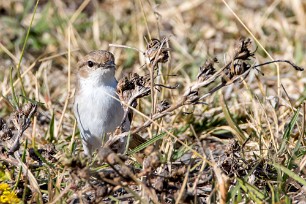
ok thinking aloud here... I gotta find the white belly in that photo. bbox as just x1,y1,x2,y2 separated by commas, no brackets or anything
74,85,124,153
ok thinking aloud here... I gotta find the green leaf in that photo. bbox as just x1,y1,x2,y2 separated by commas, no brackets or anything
273,163,306,186
237,177,266,203
48,113,55,142
278,108,299,154
19,95,44,106
127,132,167,155
220,93,246,144
17,0,40,99
172,144,191,161
10,67,19,109
227,182,242,203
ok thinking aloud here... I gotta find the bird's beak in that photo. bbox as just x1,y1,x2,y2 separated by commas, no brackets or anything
105,61,116,69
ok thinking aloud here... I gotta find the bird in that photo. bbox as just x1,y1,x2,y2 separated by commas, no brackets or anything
73,50,126,156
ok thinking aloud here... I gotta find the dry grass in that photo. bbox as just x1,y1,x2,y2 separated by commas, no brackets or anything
0,0,306,203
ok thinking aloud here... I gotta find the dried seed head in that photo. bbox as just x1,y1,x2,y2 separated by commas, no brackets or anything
234,38,255,60
222,61,253,85
145,38,170,64
117,73,151,132
156,100,170,112
197,58,217,82
117,73,150,103
185,91,199,104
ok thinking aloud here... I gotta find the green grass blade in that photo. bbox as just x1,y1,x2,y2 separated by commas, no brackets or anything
48,113,55,142
278,108,300,154
19,95,45,106
9,67,19,109
16,0,40,98
172,144,191,161
273,163,306,186
237,177,266,203
127,132,166,155
13,139,28,191
227,182,242,203
220,93,246,144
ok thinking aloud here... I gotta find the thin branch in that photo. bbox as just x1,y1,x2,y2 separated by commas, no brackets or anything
154,83,179,89
253,60,304,71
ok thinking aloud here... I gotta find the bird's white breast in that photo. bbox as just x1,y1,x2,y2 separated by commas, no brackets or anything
74,77,124,143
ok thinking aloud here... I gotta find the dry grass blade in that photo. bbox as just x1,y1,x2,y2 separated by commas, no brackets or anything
210,152,230,204
14,152,43,203
175,165,190,204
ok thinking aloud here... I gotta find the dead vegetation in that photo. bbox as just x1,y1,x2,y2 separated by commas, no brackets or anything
0,0,306,203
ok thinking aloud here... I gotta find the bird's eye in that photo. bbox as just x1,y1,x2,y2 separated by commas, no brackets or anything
87,61,94,67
